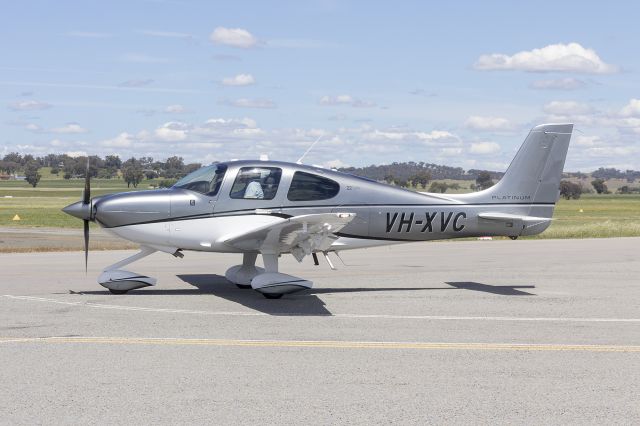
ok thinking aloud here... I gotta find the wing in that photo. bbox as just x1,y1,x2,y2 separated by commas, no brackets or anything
220,213,356,261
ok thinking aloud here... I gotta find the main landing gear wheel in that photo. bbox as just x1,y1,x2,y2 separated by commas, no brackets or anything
108,289,129,295
262,293,284,299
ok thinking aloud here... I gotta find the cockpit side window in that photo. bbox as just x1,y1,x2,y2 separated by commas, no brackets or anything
172,164,227,196
287,171,340,201
230,167,282,200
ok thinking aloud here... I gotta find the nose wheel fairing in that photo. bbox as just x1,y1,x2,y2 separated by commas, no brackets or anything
250,272,312,295
98,269,156,292
97,246,158,293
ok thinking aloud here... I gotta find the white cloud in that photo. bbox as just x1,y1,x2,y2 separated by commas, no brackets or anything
415,130,458,143
574,135,601,147
464,115,513,131
24,123,42,132
26,102,640,171
221,98,276,109
164,104,188,114
154,122,189,142
320,95,353,105
8,100,52,111
99,118,262,149
469,142,500,155
210,27,257,48
474,42,617,74
22,122,87,134
86,120,479,168
543,101,594,116
440,147,463,156
222,73,255,86
202,117,258,129
564,127,640,170
66,151,88,158
619,99,640,117
584,146,640,158
361,128,460,148
323,159,349,169
100,133,137,148
319,95,376,108
530,78,586,90
50,123,88,134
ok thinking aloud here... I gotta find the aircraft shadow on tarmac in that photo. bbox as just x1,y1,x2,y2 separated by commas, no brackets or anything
175,274,454,316
77,277,535,316
445,281,536,296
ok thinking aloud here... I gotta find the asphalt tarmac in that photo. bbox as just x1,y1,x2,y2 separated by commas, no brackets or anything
0,227,134,252
1,238,639,424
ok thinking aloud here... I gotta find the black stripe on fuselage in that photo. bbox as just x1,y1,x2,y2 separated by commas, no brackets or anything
104,202,554,228
334,232,471,242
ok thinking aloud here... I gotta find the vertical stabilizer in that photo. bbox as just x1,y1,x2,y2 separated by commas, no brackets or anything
453,123,573,205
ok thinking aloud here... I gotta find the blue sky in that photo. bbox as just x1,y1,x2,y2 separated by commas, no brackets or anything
1,0,639,171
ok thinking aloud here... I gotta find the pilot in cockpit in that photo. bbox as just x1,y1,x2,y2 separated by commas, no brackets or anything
244,176,264,199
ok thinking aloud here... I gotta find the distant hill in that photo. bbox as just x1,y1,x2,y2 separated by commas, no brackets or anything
338,162,504,182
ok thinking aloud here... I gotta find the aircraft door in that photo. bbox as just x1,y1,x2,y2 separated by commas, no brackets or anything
217,166,285,214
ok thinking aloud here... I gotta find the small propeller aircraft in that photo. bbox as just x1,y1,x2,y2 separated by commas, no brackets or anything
63,123,572,298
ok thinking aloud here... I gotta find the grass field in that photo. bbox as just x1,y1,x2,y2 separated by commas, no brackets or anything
0,177,162,228
531,194,640,239
1,179,640,238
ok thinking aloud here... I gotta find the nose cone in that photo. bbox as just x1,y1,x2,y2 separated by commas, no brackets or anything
62,201,91,220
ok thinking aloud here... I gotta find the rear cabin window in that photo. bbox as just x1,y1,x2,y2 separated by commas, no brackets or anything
287,171,340,201
230,167,282,200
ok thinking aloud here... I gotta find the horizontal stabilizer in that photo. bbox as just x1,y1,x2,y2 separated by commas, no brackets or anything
478,212,552,228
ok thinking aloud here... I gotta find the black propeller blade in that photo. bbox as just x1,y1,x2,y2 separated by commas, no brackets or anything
84,219,89,272
83,158,91,272
83,157,91,204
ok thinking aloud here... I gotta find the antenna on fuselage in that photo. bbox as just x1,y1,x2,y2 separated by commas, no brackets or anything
296,134,322,164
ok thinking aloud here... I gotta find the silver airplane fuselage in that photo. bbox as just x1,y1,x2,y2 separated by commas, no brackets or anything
69,160,548,253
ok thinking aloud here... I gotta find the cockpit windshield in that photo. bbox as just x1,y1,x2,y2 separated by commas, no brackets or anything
172,164,227,196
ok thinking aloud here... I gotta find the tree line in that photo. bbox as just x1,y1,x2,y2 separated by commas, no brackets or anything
338,161,505,182
0,153,201,188
559,178,640,199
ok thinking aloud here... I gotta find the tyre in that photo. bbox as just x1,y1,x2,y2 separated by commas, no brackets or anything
262,293,283,299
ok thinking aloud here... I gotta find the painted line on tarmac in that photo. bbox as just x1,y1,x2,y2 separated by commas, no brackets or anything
0,336,639,352
4,295,640,323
